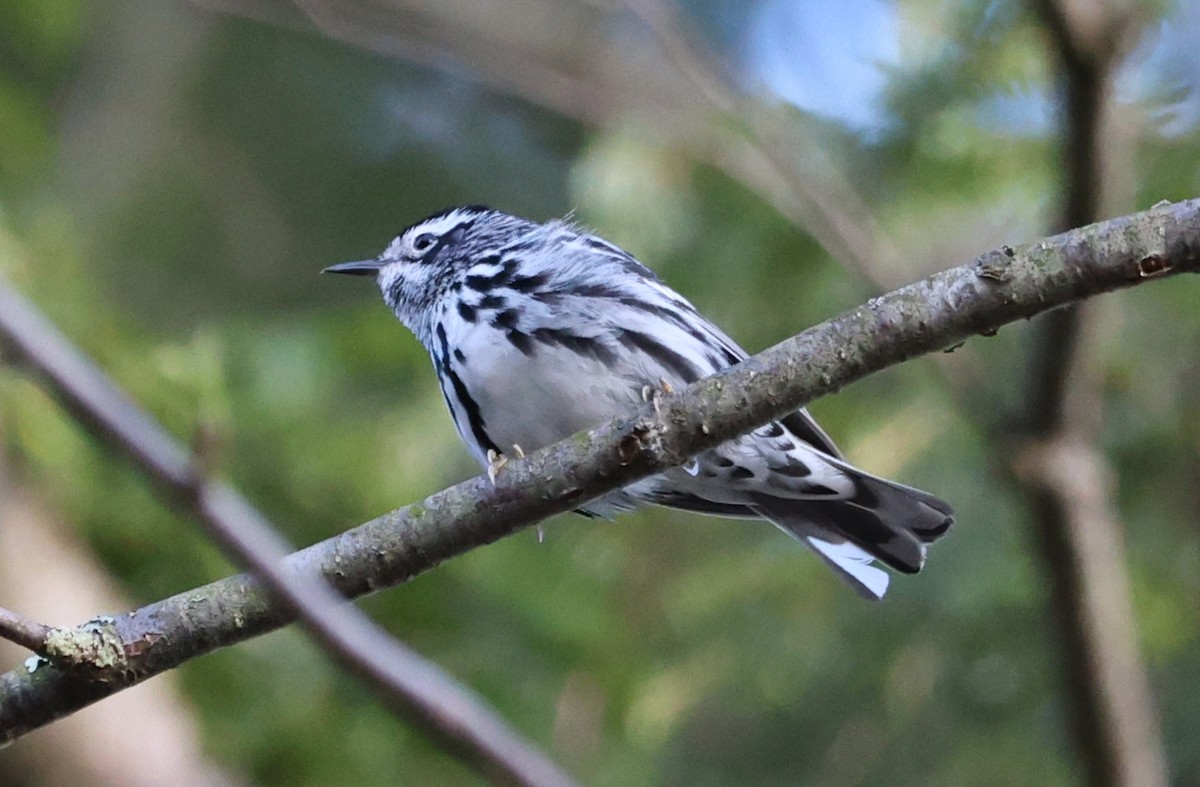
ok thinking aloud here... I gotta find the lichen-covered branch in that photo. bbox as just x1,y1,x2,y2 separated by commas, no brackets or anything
1,198,1198,745
0,280,579,787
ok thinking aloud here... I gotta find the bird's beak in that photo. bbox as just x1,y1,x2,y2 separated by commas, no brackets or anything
322,259,384,276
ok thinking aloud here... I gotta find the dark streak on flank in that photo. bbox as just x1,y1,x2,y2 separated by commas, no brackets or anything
531,329,619,365
493,309,520,331
509,331,534,356
457,301,477,323
436,323,499,455
533,277,740,379
500,326,621,365
613,295,738,364
509,272,550,293
618,330,701,382
716,343,742,366
573,282,626,299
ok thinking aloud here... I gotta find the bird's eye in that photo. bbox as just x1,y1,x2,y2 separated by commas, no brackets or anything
413,233,437,252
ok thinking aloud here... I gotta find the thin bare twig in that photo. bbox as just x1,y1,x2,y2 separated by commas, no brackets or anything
0,279,578,787
1,199,1197,747
0,607,51,654
205,0,906,288
618,0,907,287
194,1,1000,394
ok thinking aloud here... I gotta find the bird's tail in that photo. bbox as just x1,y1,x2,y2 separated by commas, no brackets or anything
750,465,954,600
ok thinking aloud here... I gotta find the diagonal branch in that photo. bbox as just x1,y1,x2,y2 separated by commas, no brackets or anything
1,199,1198,747
0,281,578,787
0,607,52,655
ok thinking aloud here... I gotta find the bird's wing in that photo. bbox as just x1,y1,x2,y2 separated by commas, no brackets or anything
667,419,953,581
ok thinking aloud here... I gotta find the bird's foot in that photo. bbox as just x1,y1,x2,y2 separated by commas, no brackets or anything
486,445,525,484
642,378,674,419
486,449,508,484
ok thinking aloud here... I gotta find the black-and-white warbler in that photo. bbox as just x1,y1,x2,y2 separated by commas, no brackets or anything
325,206,953,599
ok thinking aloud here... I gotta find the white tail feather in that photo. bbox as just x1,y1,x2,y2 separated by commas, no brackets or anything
806,537,890,600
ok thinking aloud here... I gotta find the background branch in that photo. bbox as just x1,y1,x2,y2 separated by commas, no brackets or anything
1,200,1196,746
1013,1,1168,784
0,608,52,655
205,0,908,288
208,0,1005,436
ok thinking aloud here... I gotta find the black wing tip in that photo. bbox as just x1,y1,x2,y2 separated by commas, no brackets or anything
917,513,954,541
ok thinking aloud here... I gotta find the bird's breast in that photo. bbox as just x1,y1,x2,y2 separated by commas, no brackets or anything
445,321,643,457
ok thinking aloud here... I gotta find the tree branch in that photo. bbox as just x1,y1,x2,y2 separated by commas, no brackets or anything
0,280,578,787
0,607,52,655
1,199,1197,747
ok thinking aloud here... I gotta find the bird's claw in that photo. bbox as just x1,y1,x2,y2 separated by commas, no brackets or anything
642,378,673,418
486,449,508,484
486,445,525,484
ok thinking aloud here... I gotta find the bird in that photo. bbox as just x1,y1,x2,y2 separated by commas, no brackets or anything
324,206,953,599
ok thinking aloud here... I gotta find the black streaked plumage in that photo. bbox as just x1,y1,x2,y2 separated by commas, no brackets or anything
617,331,702,383
324,206,954,599
435,323,499,457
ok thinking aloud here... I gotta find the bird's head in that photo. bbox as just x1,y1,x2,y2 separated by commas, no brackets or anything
323,205,532,342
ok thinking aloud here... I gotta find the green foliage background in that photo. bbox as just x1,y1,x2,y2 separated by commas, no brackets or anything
1,0,1198,784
